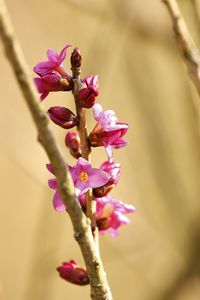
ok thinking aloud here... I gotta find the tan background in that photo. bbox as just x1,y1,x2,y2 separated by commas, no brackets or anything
0,0,200,299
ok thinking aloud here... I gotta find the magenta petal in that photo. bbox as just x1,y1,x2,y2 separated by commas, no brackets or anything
58,44,71,64
33,61,57,76
48,179,57,190
46,163,55,174
34,77,44,93
112,139,128,149
53,191,66,212
40,92,49,101
88,169,110,188
47,48,59,62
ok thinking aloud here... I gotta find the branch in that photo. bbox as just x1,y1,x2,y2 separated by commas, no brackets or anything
0,1,112,299
163,0,200,97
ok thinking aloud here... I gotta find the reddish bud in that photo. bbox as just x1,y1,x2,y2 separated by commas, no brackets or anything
71,47,82,68
48,106,78,129
77,75,99,109
65,132,81,159
57,260,89,285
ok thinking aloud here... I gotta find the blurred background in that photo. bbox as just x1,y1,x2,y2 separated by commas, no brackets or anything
1,0,200,299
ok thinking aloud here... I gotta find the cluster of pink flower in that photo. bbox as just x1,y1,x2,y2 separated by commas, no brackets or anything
34,44,135,285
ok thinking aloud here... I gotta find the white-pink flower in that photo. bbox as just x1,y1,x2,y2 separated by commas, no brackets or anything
89,104,128,159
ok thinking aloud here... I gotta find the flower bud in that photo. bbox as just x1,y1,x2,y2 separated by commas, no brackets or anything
48,106,78,129
70,47,82,68
57,260,89,285
65,132,81,159
77,75,99,109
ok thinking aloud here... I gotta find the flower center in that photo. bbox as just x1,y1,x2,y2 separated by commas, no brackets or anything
80,171,88,182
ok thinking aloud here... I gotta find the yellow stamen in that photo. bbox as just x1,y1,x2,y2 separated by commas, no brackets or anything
80,171,88,182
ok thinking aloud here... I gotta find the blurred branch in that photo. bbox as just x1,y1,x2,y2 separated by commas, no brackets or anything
192,0,200,31
0,0,112,299
154,221,200,300
163,0,200,97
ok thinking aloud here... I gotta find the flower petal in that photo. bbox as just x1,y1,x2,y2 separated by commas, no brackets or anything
48,179,57,189
88,169,110,188
77,157,91,168
46,163,55,174
33,61,57,76
93,103,103,120
53,191,66,212
47,48,59,62
58,44,71,64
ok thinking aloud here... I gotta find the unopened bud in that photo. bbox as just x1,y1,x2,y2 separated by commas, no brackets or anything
57,260,89,285
70,47,82,69
77,75,99,109
48,106,78,129
77,89,96,108
65,132,81,159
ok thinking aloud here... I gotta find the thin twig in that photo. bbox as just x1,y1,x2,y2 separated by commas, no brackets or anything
163,0,200,97
0,1,112,299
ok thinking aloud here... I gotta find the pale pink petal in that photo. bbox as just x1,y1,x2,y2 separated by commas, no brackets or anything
76,157,91,169
93,103,103,120
68,165,81,182
75,180,89,196
104,145,113,162
88,169,110,188
53,191,66,212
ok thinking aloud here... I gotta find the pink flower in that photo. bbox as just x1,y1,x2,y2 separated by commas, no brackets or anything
93,160,120,197
100,160,120,185
57,260,89,285
48,106,78,129
47,158,110,212
77,75,99,108
34,73,72,101
65,132,81,159
33,45,72,100
89,103,128,159
96,195,135,236
34,45,71,76
69,157,110,196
